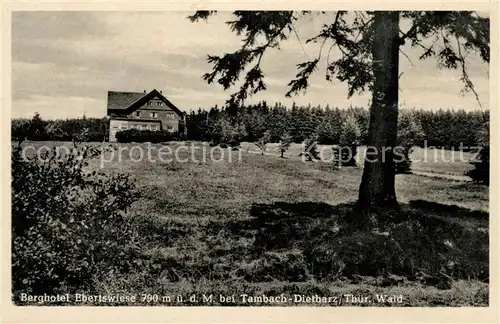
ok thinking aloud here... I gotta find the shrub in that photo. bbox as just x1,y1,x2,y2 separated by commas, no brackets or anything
11,140,141,298
115,129,180,143
467,145,489,185
467,125,489,184
85,130,107,142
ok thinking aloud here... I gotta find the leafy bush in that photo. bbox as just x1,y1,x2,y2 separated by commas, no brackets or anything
115,129,180,143
11,141,141,298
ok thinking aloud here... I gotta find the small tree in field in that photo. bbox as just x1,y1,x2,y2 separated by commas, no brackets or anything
279,132,293,158
302,137,320,161
255,130,271,155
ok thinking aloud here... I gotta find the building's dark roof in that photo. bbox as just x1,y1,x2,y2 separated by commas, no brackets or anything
107,91,146,111
107,89,185,116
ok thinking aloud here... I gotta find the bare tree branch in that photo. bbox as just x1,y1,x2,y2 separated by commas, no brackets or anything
399,49,414,66
290,21,309,58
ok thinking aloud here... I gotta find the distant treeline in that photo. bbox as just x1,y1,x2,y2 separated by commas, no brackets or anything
11,113,108,142
11,102,489,148
185,102,489,148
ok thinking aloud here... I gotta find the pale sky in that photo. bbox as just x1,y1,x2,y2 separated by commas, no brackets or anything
12,11,490,119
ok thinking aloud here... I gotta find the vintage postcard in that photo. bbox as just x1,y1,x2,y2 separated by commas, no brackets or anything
2,0,498,323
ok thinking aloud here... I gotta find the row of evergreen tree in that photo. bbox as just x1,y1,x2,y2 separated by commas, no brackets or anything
11,102,489,149
11,113,108,142
185,102,489,148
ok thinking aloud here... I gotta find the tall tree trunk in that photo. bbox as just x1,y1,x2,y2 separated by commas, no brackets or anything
356,12,400,220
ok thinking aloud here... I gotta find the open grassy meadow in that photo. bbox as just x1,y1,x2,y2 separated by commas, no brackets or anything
14,141,489,306
241,143,477,178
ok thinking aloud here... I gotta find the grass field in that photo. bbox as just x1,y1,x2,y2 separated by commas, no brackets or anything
14,141,489,306
241,143,476,178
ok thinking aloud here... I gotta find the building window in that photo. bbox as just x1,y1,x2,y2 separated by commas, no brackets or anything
112,124,118,129
166,112,175,119
146,101,152,106
120,124,127,130
157,101,163,106
146,124,152,130
153,125,159,131
151,112,158,118
135,111,141,117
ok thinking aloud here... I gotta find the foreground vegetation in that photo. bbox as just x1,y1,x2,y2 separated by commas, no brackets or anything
12,141,489,306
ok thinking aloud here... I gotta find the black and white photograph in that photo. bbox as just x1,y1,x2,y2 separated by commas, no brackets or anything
7,7,493,313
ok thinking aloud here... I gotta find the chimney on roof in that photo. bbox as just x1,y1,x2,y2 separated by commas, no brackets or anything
143,90,146,93
160,90,162,94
